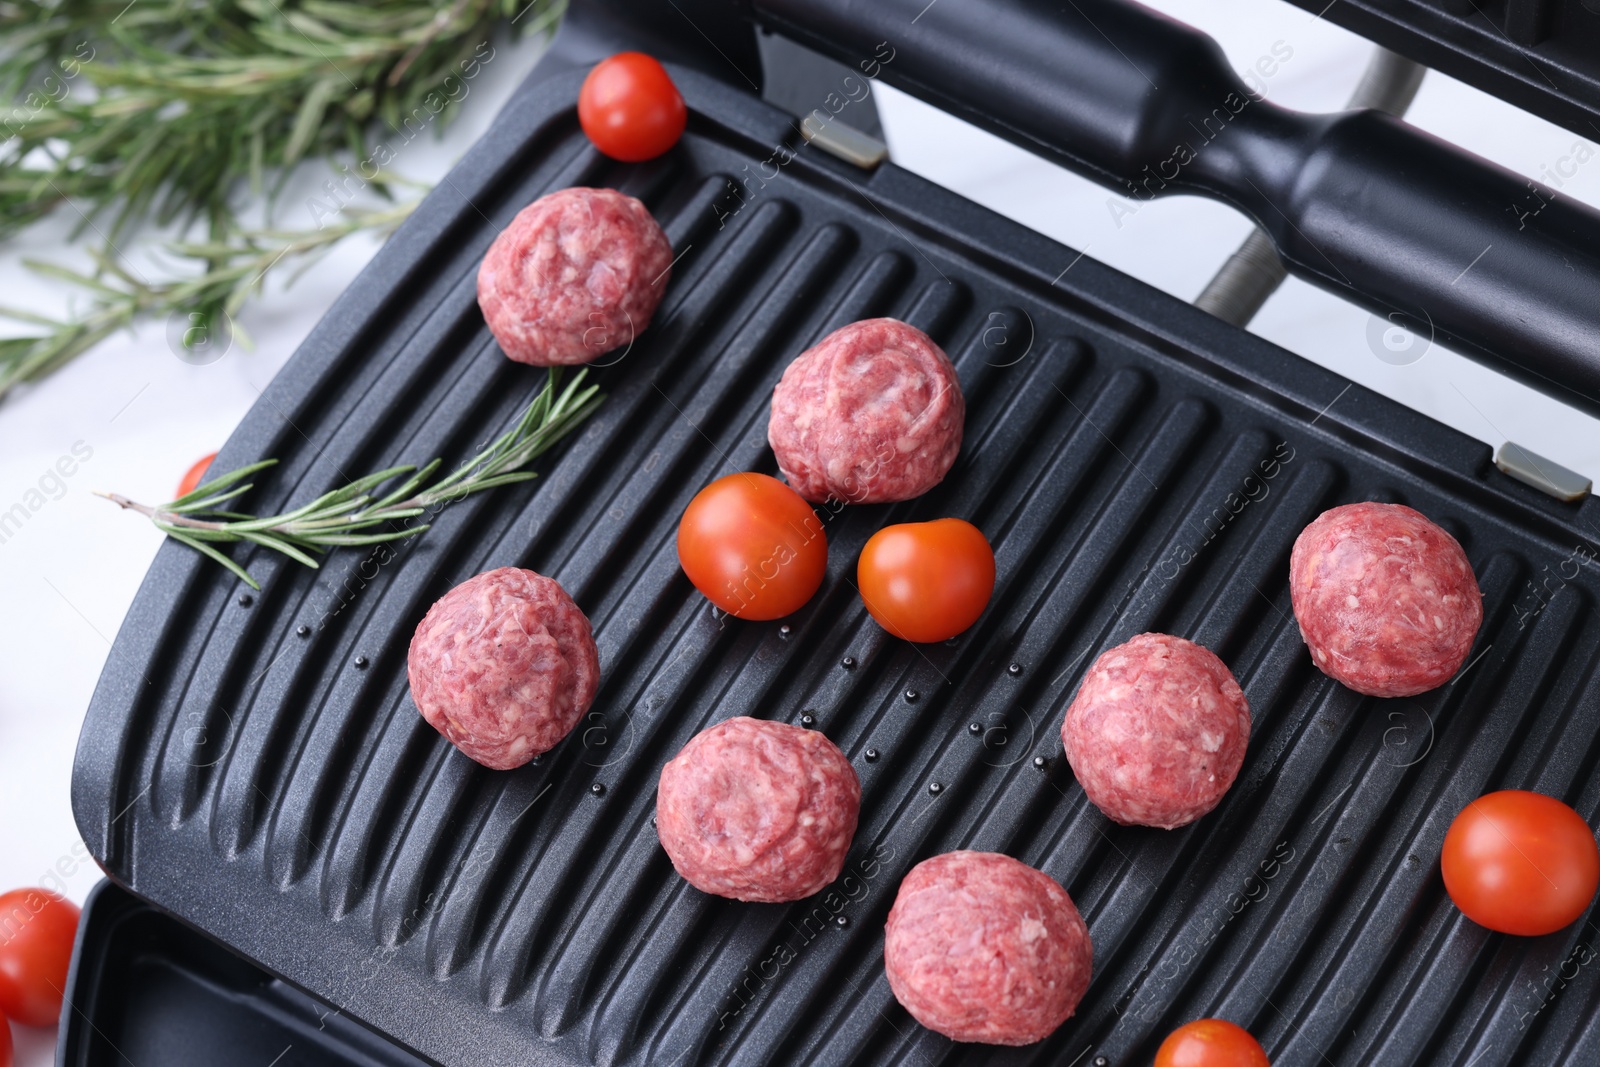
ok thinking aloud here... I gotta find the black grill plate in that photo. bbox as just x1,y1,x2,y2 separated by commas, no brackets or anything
73,64,1600,1067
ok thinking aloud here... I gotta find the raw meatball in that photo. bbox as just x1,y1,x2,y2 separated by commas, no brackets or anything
768,318,964,503
884,851,1092,1045
1062,633,1250,829
407,567,600,770
477,186,673,365
1290,502,1483,697
656,717,860,902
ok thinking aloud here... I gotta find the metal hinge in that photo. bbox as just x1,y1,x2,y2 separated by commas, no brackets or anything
1495,441,1591,501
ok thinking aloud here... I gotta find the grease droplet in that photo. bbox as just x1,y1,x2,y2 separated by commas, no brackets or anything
590,783,607,797
841,656,857,670
864,748,880,762
904,689,920,703
969,722,983,735
928,782,943,795
354,655,369,670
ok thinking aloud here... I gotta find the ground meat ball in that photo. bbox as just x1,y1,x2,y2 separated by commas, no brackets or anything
1290,502,1483,697
656,717,860,902
768,318,965,503
1062,633,1251,829
407,567,600,770
477,186,672,365
884,851,1092,1045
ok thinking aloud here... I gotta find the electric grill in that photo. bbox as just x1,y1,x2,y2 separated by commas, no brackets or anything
63,1,1600,1064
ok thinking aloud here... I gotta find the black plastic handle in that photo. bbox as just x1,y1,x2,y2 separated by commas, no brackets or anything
751,0,1600,418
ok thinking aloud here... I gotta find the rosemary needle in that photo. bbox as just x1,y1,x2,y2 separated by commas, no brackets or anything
97,367,602,590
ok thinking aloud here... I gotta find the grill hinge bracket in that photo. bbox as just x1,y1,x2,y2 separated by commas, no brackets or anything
800,115,888,169
1495,442,1591,501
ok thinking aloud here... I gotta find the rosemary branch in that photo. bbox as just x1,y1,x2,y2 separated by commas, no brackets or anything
0,0,563,403
1,0,563,241
0,197,420,400
96,367,603,589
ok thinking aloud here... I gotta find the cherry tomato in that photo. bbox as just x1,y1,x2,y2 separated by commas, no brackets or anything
677,473,827,620
0,1013,11,1067
1441,789,1599,936
1156,1019,1271,1067
0,889,81,1028
856,518,994,643
176,451,217,498
578,52,687,162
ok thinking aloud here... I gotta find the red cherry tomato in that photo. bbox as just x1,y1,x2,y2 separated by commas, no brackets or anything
1441,790,1599,936
578,52,687,162
0,889,81,1028
1156,1019,1271,1067
176,451,217,498
0,1013,11,1067
856,518,995,643
677,473,827,620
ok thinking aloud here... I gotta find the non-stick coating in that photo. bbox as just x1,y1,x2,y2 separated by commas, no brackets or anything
73,65,1600,1066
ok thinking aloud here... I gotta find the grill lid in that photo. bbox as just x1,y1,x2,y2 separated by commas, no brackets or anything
1278,0,1600,141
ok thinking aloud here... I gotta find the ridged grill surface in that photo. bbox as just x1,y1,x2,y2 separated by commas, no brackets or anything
75,66,1600,1067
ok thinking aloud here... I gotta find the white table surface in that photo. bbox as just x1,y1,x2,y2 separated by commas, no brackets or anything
2,1,1596,1060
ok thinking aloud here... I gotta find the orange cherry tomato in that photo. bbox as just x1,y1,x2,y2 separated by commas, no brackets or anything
0,889,81,1028
578,52,687,163
677,473,827,620
176,451,217,498
1441,789,1599,936
1156,1018,1271,1067
856,518,994,643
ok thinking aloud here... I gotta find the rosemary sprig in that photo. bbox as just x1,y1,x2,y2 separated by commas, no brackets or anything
0,0,563,241
0,0,564,403
96,367,603,589
0,197,421,400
